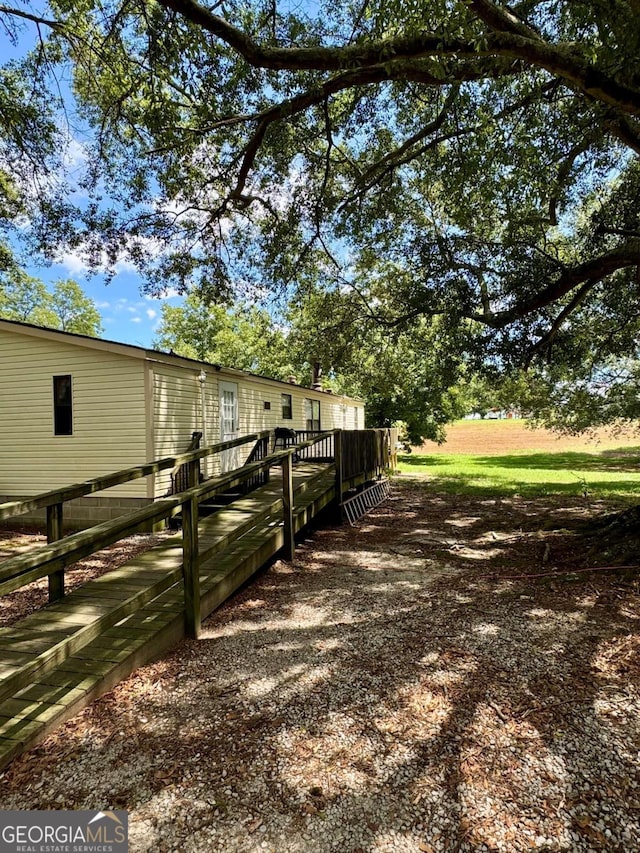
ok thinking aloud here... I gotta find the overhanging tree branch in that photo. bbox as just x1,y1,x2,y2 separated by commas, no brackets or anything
479,241,640,327
548,134,599,226
525,279,597,365
468,0,542,40
604,113,640,155
0,4,66,33
157,0,640,115
225,58,523,203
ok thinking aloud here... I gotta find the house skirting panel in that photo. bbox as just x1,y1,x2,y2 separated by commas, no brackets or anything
0,496,154,532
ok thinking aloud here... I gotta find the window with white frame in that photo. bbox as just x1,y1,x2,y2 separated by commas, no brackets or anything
305,398,321,431
281,393,293,420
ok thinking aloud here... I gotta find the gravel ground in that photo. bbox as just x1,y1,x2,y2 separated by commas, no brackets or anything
0,479,639,853
0,529,172,626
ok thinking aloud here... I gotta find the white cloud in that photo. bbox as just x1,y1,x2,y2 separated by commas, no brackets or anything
55,250,90,275
144,288,181,301
146,308,157,319
52,234,166,278
62,137,89,172
130,316,142,323
113,257,140,274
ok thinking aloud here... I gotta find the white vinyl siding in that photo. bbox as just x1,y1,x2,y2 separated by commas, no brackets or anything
226,373,365,437
0,328,147,497
151,362,206,496
0,323,366,505
152,367,364,497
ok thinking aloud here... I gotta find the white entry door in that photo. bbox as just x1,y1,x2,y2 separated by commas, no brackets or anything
219,381,239,473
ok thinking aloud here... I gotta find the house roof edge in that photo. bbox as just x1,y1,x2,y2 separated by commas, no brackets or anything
0,318,364,404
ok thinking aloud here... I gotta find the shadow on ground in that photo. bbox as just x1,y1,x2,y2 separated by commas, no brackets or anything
2,481,639,853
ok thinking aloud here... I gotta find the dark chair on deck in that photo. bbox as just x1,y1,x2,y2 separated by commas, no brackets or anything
274,427,299,461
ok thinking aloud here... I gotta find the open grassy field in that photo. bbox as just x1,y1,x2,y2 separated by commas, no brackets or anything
415,418,640,455
400,419,640,500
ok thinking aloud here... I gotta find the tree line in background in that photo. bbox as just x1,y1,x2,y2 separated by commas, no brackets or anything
0,271,102,336
2,264,635,443
154,291,470,442
0,270,474,441
0,1,639,440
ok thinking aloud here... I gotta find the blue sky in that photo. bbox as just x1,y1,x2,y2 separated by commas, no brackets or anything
3,8,183,349
25,256,182,349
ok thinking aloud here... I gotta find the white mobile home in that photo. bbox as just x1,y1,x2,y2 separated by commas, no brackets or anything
0,319,365,526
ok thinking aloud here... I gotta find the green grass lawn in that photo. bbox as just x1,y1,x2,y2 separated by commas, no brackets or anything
397,448,640,500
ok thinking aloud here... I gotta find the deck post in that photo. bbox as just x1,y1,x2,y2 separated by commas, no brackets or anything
182,495,201,639
262,435,271,486
282,452,295,561
334,429,344,505
187,456,200,491
47,502,64,602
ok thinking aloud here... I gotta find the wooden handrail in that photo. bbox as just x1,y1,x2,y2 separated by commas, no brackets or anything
168,430,202,493
0,431,334,593
0,434,337,700
0,430,271,522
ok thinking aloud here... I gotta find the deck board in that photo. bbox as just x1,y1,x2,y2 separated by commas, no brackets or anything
0,462,338,770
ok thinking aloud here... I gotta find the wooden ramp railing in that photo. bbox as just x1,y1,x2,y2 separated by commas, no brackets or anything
0,428,397,769
169,430,203,494
340,428,398,483
0,430,271,526
0,426,398,614
0,431,336,641
0,431,271,602
291,427,398,482
0,459,337,770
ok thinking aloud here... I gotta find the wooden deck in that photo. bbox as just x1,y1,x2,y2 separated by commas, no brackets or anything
0,462,336,770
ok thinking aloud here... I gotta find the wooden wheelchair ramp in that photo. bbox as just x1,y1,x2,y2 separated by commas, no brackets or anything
0,463,336,770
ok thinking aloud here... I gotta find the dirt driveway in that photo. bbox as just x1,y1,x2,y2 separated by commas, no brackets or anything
1,479,639,852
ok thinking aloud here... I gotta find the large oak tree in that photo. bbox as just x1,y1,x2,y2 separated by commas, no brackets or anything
1,0,639,429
